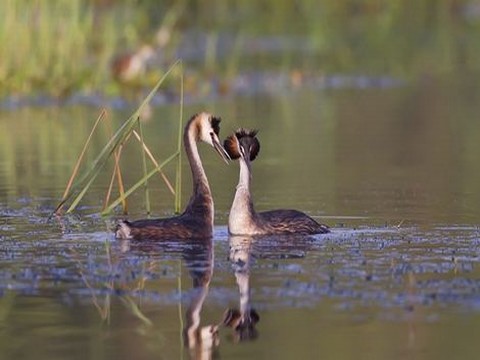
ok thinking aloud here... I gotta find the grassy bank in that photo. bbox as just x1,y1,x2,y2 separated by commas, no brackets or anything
0,0,156,98
1,0,480,99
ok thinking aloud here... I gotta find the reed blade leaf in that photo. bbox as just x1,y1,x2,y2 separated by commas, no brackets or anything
56,59,182,214
101,151,179,215
138,118,151,215
132,130,175,195
175,63,184,214
120,296,153,327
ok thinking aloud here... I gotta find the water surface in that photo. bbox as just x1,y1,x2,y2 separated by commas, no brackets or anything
1,75,480,359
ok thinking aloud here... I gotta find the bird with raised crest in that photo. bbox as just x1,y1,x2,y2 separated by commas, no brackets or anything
115,112,230,240
224,129,329,236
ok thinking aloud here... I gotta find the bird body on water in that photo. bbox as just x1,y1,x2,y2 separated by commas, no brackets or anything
115,112,229,240
224,129,329,236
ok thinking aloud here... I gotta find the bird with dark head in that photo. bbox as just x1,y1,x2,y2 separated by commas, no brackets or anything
224,129,329,236
115,112,230,240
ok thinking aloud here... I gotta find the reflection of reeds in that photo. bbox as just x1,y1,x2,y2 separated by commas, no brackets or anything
69,243,111,322
69,239,161,327
55,60,184,216
120,296,153,327
177,260,184,359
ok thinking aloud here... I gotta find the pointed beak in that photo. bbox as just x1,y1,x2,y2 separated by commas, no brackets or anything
241,146,252,174
212,135,231,164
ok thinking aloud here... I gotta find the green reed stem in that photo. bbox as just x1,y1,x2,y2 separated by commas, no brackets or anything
55,109,106,215
56,59,181,215
101,150,179,215
132,130,175,196
174,63,184,214
138,118,151,216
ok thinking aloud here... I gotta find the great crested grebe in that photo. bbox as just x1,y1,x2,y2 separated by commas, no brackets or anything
224,129,329,236
115,112,230,240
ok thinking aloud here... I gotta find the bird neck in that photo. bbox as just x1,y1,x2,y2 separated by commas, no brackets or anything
183,123,214,220
237,159,251,191
229,159,256,233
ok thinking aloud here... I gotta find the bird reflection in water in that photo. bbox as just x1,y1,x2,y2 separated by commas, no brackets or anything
224,235,260,342
120,237,220,359
223,233,321,342
182,238,220,360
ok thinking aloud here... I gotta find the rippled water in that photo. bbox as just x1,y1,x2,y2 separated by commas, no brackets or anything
1,74,480,359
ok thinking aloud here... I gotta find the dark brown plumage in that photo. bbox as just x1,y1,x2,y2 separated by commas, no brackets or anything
256,209,330,235
227,128,329,236
115,112,229,241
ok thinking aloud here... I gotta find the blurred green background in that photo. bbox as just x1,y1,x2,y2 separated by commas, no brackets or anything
2,0,480,98
2,3,480,360
1,0,480,221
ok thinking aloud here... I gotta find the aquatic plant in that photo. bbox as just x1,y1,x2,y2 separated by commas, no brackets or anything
55,60,184,216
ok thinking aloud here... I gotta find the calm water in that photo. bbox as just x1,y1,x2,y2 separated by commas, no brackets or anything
1,75,480,359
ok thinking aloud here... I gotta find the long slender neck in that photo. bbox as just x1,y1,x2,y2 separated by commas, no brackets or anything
185,127,210,194
228,158,256,234
233,159,253,211
237,159,251,191
183,123,214,220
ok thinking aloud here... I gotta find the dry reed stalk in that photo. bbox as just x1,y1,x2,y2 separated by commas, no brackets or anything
103,144,127,214
101,150,179,215
55,109,106,215
132,129,176,195
103,113,129,214
54,60,182,216
174,64,184,213
138,118,151,215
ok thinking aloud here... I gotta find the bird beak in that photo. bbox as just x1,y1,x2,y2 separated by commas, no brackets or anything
244,154,252,174
212,135,231,164
241,146,252,174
